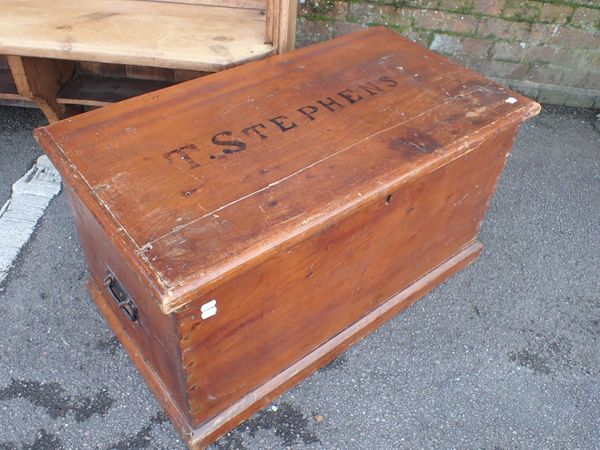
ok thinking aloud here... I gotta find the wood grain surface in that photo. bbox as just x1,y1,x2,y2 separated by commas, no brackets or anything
7,55,79,121
57,74,175,107
66,186,192,418
37,28,540,314
179,124,520,426
136,0,266,10
36,28,540,448
186,240,484,448
0,0,273,71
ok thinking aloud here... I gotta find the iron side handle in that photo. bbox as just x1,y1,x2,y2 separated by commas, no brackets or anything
103,272,138,322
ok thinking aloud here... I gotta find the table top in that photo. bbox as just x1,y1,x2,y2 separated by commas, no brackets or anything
0,0,273,71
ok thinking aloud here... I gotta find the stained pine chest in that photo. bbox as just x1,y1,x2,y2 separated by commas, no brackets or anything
35,27,539,448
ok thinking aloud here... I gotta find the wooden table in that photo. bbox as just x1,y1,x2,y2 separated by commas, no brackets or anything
0,0,297,121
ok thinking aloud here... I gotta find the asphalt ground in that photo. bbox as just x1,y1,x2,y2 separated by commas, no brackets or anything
0,104,599,449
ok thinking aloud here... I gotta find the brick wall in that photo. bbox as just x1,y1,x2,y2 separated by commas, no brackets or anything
296,0,600,108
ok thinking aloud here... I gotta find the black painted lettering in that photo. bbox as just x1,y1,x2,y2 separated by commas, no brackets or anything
211,131,247,154
297,105,319,121
317,96,345,112
337,89,363,104
243,123,269,140
379,75,398,87
358,82,384,96
269,115,298,132
206,72,395,156
164,144,200,169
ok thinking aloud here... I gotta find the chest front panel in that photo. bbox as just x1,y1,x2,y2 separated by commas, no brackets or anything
177,125,517,425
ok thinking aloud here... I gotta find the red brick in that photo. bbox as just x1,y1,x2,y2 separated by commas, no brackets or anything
557,68,590,88
528,23,561,41
575,50,600,71
298,2,312,16
527,63,588,88
414,9,478,34
461,37,493,57
578,0,600,7
466,59,530,79
394,8,416,28
299,1,347,21
473,0,506,16
529,24,600,50
564,93,595,109
331,1,349,21
295,18,333,47
506,82,539,99
333,21,368,37
539,3,573,24
348,3,396,24
571,7,600,30
491,41,526,61
444,53,472,67
430,34,492,57
429,34,462,54
502,0,541,22
401,29,432,47
522,44,560,64
298,0,336,17
537,89,567,105
438,0,471,11
478,17,531,40
524,46,600,69
585,71,600,90
404,0,440,9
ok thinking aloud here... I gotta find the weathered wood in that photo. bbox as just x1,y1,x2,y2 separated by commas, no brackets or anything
187,240,484,447
35,28,540,449
0,53,33,105
0,0,273,72
87,277,194,439
265,0,295,51
125,65,176,82
0,98,37,108
279,0,297,52
57,74,175,107
78,61,127,78
1,0,295,114
65,185,192,419
35,29,541,309
265,0,276,45
179,124,520,426
139,0,266,10
174,69,210,83
7,55,79,122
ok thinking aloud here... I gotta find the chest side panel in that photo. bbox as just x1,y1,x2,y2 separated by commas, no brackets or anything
65,187,191,417
177,125,518,425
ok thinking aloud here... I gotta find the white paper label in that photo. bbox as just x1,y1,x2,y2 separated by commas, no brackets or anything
201,299,217,319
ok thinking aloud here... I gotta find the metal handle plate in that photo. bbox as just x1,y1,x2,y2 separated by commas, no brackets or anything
103,272,138,322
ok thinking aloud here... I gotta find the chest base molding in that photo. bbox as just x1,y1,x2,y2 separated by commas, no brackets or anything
88,240,482,449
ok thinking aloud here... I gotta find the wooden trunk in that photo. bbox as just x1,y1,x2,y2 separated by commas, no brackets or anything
35,28,540,448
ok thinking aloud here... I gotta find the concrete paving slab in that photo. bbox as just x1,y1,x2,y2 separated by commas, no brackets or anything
0,104,598,449
0,155,61,284
0,107,46,207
